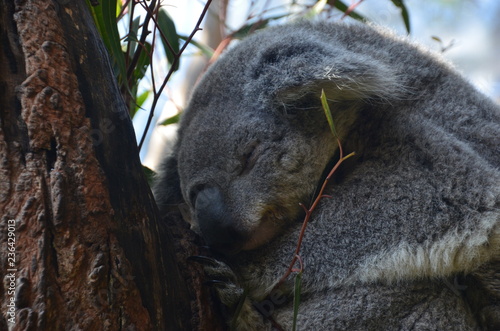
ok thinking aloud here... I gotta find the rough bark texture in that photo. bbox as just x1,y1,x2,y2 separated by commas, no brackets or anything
0,0,220,330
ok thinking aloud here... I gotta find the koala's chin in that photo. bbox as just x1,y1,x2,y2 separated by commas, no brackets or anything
239,217,285,252
207,225,281,256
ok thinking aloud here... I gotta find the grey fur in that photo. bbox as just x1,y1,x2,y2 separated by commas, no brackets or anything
154,21,500,330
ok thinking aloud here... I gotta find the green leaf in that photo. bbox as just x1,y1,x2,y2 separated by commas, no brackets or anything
321,90,338,138
159,113,181,126
133,42,152,85
136,90,150,109
231,16,286,39
327,0,366,21
99,0,127,84
304,0,327,19
87,1,105,36
127,16,142,58
142,165,156,186
158,9,180,71
391,0,411,34
131,90,150,119
178,36,214,58
292,272,302,331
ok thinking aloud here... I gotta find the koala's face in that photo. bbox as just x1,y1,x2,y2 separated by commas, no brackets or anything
174,54,339,254
177,96,336,254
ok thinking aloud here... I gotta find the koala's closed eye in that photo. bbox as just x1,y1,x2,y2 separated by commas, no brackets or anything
239,141,261,176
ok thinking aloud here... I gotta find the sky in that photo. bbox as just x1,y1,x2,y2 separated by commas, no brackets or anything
357,0,500,100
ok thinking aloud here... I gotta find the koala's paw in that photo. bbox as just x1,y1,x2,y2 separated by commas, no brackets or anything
190,256,268,331
190,255,244,307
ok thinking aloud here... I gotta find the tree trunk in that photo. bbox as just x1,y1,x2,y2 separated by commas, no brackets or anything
0,0,221,330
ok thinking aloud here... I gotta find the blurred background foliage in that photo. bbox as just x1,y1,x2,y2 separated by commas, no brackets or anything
87,0,402,151
86,0,499,171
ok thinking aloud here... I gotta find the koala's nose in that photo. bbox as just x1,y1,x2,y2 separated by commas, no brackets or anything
194,186,244,254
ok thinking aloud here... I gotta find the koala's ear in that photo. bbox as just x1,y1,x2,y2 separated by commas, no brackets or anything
153,155,184,216
253,43,402,107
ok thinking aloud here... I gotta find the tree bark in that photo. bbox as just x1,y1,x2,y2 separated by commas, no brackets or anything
0,0,220,330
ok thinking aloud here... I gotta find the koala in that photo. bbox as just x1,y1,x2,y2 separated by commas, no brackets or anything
154,21,500,330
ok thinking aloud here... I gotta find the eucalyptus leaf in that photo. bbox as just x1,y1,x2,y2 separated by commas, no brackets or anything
101,0,127,84
231,16,287,39
321,89,338,138
391,0,411,34
127,16,141,57
327,0,366,21
142,165,156,186
304,0,327,19
158,9,180,71
131,90,150,119
133,42,152,85
159,113,181,126
178,36,214,58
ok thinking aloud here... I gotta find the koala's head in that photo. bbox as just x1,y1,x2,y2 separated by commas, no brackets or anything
155,22,400,254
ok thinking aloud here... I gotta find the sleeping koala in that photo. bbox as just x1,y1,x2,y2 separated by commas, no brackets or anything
154,21,500,330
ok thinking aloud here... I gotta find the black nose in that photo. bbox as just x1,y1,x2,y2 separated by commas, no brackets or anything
194,186,244,254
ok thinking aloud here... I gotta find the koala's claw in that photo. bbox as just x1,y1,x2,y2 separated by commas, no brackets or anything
188,255,219,266
190,255,246,309
191,256,265,330
203,279,227,287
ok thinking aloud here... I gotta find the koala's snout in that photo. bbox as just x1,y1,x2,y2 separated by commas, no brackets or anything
194,186,245,254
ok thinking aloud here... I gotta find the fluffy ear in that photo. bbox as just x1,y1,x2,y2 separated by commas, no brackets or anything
278,54,401,106
247,40,403,108
153,155,184,216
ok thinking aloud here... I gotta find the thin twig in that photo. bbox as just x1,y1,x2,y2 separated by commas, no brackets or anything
139,1,177,56
341,0,364,19
138,0,214,151
274,138,355,289
127,0,156,83
124,0,136,73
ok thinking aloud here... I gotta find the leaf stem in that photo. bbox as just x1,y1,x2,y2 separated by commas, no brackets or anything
274,138,355,289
